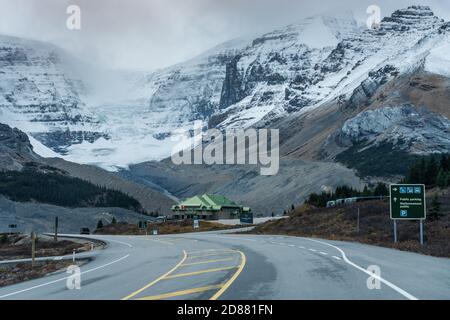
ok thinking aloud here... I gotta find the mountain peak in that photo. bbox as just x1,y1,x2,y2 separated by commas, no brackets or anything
0,123,39,171
381,5,440,32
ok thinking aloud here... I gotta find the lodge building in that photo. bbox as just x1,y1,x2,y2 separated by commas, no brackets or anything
171,194,251,220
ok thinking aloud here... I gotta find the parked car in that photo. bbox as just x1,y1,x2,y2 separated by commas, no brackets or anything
80,228,90,235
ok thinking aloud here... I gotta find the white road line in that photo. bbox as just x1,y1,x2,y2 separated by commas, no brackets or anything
288,244,296,248
297,246,305,249
332,256,342,261
0,254,130,299
106,239,133,248
200,234,419,300
304,238,418,301
320,252,328,255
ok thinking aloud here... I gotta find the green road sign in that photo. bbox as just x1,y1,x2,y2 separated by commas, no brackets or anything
193,216,200,229
390,184,426,220
240,212,254,224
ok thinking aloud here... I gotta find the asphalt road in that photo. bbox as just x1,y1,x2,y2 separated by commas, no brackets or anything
0,231,449,300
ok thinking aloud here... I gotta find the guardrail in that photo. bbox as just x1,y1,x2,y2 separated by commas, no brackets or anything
327,196,389,208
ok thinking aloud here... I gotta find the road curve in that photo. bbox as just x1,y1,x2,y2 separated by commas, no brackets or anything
0,232,449,300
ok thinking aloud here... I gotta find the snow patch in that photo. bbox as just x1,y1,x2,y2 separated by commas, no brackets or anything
425,42,450,77
299,17,339,49
28,136,60,158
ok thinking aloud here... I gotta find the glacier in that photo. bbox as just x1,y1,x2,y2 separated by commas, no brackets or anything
1,6,450,171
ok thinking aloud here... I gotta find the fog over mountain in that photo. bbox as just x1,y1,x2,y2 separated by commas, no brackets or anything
1,0,450,70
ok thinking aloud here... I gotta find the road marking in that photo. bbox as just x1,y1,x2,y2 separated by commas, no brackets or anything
187,249,234,255
304,238,418,300
211,234,418,300
0,254,130,299
164,266,238,279
332,256,342,261
309,248,317,252
320,252,328,256
288,244,296,247
210,235,258,242
188,251,237,259
106,239,133,248
181,257,234,267
297,246,305,249
137,284,224,300
122,250,187,300
146,238,174,245
210,250,246,301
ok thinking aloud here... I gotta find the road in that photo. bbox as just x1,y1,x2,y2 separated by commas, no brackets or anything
0,231,449,300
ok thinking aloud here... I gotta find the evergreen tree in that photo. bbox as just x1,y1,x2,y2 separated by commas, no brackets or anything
97,220,104,229
111,217,117,224
362,185,370,196
428,194,443,221
436,169,448,188
440,154,450,171
373,183,389,196
425,158,439,186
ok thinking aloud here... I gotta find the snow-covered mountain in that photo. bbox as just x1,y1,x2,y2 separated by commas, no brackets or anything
1,5,449,173
0,35,107,153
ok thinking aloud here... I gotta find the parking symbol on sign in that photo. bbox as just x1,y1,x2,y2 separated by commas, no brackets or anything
400,210,408,217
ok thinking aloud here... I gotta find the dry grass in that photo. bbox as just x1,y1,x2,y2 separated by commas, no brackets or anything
0,234,87,261
250,189,450,258
0,260,83,287
94,220,242,235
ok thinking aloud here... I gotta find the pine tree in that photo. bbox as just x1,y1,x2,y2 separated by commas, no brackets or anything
436,169,447,188
97,220,104,229
111,217,117,224
425,157,439,186
428,194,443,221
362,185,370,196
373,183,389,196
440,154,450,171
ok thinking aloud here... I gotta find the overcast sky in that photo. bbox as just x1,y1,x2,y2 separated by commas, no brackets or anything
0,0,449,71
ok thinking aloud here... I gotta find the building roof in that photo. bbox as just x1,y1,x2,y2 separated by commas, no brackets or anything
172,194,244,212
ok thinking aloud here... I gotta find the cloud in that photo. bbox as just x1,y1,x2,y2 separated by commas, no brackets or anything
0,0,448,70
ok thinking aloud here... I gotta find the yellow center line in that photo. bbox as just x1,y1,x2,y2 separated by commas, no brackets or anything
122,249,247,301
164,266,238,279
146,238,174,245
188,252,237,259
122,250,187,300
181,257,234,267
210,250,246,300
136,284,224,300
187,249,236,255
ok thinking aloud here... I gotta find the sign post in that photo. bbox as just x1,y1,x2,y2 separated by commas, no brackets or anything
54,216,59,242
393,220,398,243
420,220,424,245
193,216,200,230
31,232,36,268
390,184,426,245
